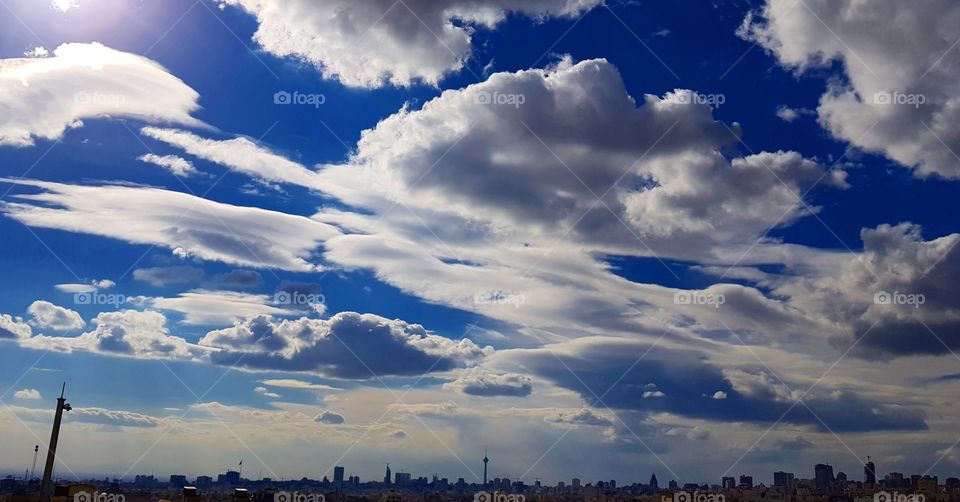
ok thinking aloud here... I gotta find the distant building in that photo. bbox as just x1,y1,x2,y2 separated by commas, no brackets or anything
740,475,753,489
384,465,392,486
668,480,678,490
195,476,213,488
774,471,795,490
394,472,411,486
650,474,659,492
572,478,581,490
334,467,345,489
170,475,187,488
814,464,833,491
918,476,938,492
722,477,736,489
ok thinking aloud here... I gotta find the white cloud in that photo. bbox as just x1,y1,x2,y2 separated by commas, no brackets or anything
138,154,200,177
775,105,813,123
27,300,85,331
22,309,203,361
444,372,533,397
201,312,491,379
1,178,339,271
54,279,114,293
150,289,295,326
254,386,281,398
260,379,342,392
712,391,728,400
740,0,960,178
0,314,32,340
0,42,202,147
13,388,41,400
317,58,845,261
216,0,600,88
141,127,322,189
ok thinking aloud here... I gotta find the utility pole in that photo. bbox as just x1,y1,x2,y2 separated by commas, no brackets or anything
40,383,72,500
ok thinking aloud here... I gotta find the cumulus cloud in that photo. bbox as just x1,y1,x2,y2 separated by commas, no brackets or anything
314,410,345,424
773,223,960,357
201,312,490,379
544,408,613,427
13,388,41,400
27,300,84,331
0,314,32,340
0,42,201,147
137,154,200,177
317,58,845,262
0,178,339,271
215,0,600,88
740,0,960,178
22,309,202,361
444,372,533,397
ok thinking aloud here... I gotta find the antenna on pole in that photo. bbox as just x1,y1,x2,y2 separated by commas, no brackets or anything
31,445,39,480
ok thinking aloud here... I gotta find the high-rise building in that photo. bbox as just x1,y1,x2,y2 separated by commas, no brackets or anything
739,475,753,489
572,478,581,490
395,472,412,486
333,466,345,488
722,477,736,489
774,471,795,490
865,457,877,485
384,464,392,486
649,474,659,491
814,464,834,491
170,475,188,488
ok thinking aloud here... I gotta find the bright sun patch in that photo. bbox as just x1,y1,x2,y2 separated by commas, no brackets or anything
51,0,78,12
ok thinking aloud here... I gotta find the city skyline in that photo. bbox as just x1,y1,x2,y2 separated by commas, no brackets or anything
2,0,960,488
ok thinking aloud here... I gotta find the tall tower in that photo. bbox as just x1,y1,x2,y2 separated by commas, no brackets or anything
41,384,72,499
384,463,391,486
864,456,877,485
483,448,489,487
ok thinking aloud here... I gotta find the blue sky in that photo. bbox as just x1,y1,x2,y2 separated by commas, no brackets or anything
1,0,960,486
